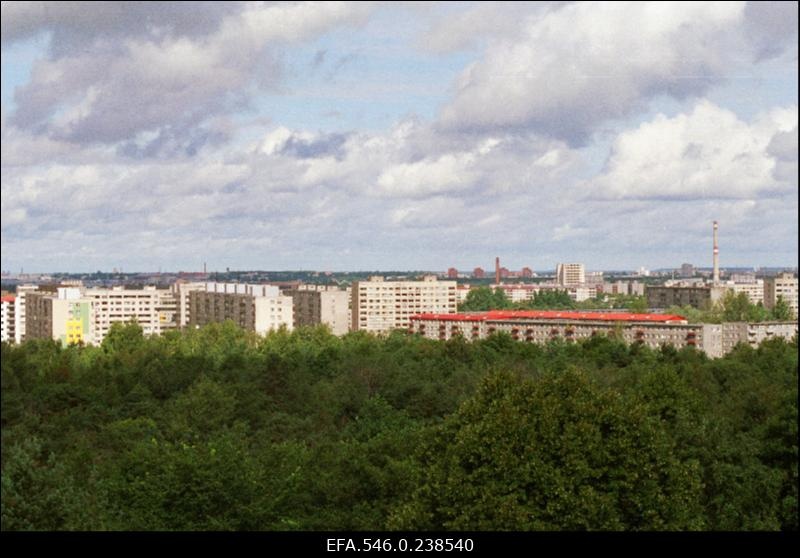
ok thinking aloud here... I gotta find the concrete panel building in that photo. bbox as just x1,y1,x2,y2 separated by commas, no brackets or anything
85,286,179,342
189,282,293,334
1,295,15,343
409,310,797,358
646,285,727,309
764,272,798,317
13,284,40,344
556,263,585,287
352,275,456,334
288,288,350,335
25,289,93,345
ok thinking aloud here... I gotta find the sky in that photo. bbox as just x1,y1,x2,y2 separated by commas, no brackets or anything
1,1,797,273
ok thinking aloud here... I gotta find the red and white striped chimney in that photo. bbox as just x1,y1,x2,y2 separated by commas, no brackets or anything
713,221,719,285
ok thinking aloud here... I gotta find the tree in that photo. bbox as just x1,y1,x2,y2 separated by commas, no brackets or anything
771,295,793,321
390,370,705,530
459,287,511,311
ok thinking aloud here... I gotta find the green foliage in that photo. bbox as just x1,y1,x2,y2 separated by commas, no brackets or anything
458,287,512,311
1,323,797,531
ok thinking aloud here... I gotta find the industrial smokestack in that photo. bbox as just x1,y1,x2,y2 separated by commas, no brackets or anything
713,221,719,285
495,256,500,285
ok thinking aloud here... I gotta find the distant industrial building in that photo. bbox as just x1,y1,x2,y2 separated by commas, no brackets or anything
472,267,485,279
287,288,350,335
764,272,798,317
409,310,797,358
447,268,459,279
189,282,293,334
352,275,456,334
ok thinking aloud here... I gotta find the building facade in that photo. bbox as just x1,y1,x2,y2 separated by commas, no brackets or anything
556,263,585,287
84,286,179,342
351,276,456,334
409,310,798,358
287,288,350,335
763,272,798,317
645,285,727,309
25,289,93,345
1,295,15,343
189,282,293,334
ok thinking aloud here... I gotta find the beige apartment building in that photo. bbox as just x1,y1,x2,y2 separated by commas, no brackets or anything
763,272,798,317
189,282,293,334
352,275,456,333
729,279,764,305
555,263,585,287
288,288,350,335
85,286,179,342
13,284,40,343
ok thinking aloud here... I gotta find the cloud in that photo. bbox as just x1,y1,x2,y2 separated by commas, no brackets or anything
591,101,798,200
5,2,375,149
437,1,797,144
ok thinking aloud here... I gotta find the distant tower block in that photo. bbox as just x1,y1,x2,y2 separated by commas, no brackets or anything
713,221,719,285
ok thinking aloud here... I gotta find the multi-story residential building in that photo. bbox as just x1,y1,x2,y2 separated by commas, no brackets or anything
1,295,15,343
85,286,178,342
189,282,293,334
409,310,798,358
473,267,485,279
763,272,798,317
351,275,456,334
13,284,40,344
171,281,208,328
25,288,93,345
556,263,585,287
645,285,727,309
680,263,695,278
729,279,764,305
287,288,350,335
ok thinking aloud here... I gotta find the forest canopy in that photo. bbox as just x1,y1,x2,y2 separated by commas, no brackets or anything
1,322,797,531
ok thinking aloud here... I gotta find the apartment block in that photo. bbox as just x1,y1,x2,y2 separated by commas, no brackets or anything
1,295,15,343
645,285,727,309
189,282,293,334
729,280,764,305
287,288,350,335
25,289,93,345
409,311,798,358
171,281,208,328
763,272,798,317
85,286,178,342
13,284,40,344
352,275,456,333
555,263,585,287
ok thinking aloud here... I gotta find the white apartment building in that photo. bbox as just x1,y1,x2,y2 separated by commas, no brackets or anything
352,275,456,333
556,263,585,287
1,295,15,343
85,286,178,343
764,272,798,317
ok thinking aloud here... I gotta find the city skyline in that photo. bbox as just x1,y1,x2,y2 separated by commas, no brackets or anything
2,2,798,273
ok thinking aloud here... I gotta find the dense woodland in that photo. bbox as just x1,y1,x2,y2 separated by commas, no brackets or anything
1,321,797,531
